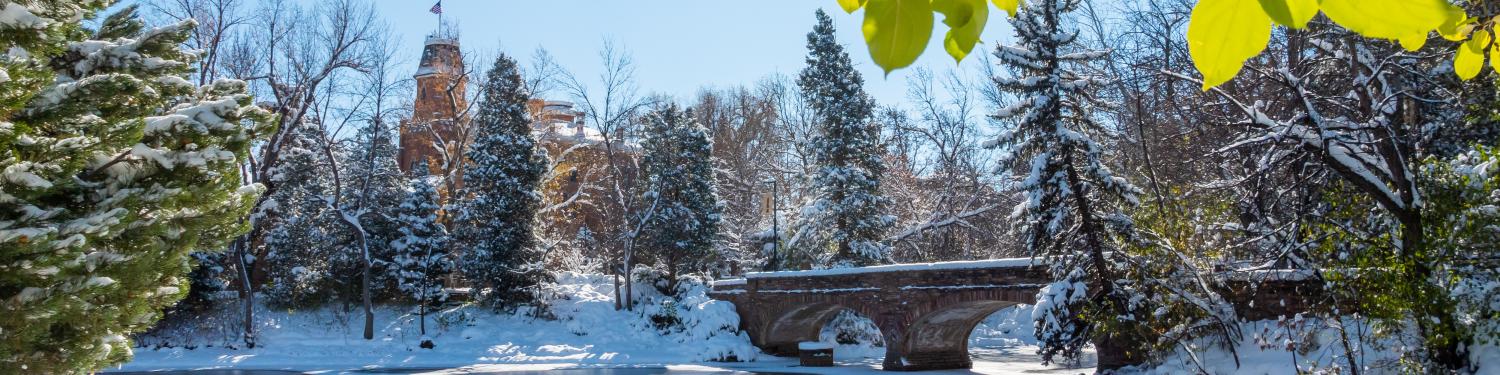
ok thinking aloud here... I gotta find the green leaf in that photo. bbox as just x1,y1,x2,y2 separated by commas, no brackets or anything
934,0,989,63
1188,0,1272,90
863,0,934,74
838,0,867,13
991,0,1020,17
1257,0,1318,29
1319,0,1456,41
1454,28,1488,80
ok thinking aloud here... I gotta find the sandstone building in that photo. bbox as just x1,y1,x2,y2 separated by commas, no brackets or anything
397,33,637,266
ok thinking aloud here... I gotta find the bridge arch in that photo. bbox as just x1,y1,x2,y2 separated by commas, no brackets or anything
906,300,1020,355
758,301,889,355
762,302,844,354
881,296,1032,370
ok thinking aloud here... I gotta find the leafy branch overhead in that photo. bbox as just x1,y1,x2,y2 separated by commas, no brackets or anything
1188,0,1483,89
844,0,1493,87
841,0,1009,73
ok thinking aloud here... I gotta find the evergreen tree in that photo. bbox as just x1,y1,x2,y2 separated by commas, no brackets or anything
391,162,451,337
260,121,341,307
454,54,551,309
795,9,892,268
176,251,228,312
0,3,268,372
343,120,406,299
638,104,721,294
988,0,1144,367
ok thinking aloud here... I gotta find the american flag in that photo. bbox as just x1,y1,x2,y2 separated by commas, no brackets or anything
429,1,442,14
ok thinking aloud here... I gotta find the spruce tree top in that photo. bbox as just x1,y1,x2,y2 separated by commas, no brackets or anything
798,9,874,129
471,55,531,140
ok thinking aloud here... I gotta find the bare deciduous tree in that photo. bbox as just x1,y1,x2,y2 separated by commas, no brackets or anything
559,41,655,310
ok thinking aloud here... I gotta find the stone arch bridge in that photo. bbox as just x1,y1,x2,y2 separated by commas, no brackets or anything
708,258,1321,371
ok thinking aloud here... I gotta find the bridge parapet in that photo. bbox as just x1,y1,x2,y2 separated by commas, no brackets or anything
712,258,1050,294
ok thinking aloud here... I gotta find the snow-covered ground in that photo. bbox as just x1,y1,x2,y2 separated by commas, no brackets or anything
120,272,1494,374
1131,317,1500,375
119,272,1086,374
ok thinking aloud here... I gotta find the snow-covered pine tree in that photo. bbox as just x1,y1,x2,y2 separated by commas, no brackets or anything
987,0,1145,367
454,54,551,309
638,104,721,294
343,119,406,300
0,3,268,372
794,9,892,268
391,161,451,337
260,121,342,307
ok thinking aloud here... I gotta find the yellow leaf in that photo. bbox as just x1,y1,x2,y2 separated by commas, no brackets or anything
863,0,935,74
838,0,867,13
1438,8,1472,41
991,0,1020,17
934,0,989,62
1491,24,1500,73
1319,0,1457,41
1454,29,1489,80
1399,32,1428,52
1188,0,1272,90
1257,0,1318,29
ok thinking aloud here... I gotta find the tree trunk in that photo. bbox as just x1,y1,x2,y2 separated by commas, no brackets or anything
1397,212,1464,369
1062,150,1145,369
624,255,634,311
612,267,622,311
234,237,256,348
358,234,375,340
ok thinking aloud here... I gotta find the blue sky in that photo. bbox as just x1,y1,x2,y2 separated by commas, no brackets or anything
372,0,1012,106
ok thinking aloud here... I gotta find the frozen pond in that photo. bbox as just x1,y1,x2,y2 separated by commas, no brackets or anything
109,369,798,375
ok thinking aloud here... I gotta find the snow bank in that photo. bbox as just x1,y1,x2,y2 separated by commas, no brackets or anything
745,257,1038,279
1125,317,1407,374
122,272,757,371
970,304,1041,348
123,275,1074,373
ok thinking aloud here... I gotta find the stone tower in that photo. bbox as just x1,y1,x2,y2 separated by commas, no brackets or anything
398,33,467,175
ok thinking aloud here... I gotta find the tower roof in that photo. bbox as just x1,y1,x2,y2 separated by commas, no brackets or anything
415,33,463,78
425,34,459,47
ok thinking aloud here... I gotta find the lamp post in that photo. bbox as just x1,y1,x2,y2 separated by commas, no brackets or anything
766,175,781,270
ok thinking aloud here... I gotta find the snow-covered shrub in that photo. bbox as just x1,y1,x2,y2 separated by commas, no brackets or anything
819,309,883,347
1132,318,1408,375
1429,147,1500,372
648,298,683,333
543,272,758,362
432,306,476,333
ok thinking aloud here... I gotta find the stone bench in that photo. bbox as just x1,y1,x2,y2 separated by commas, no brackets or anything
798,342,834,367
